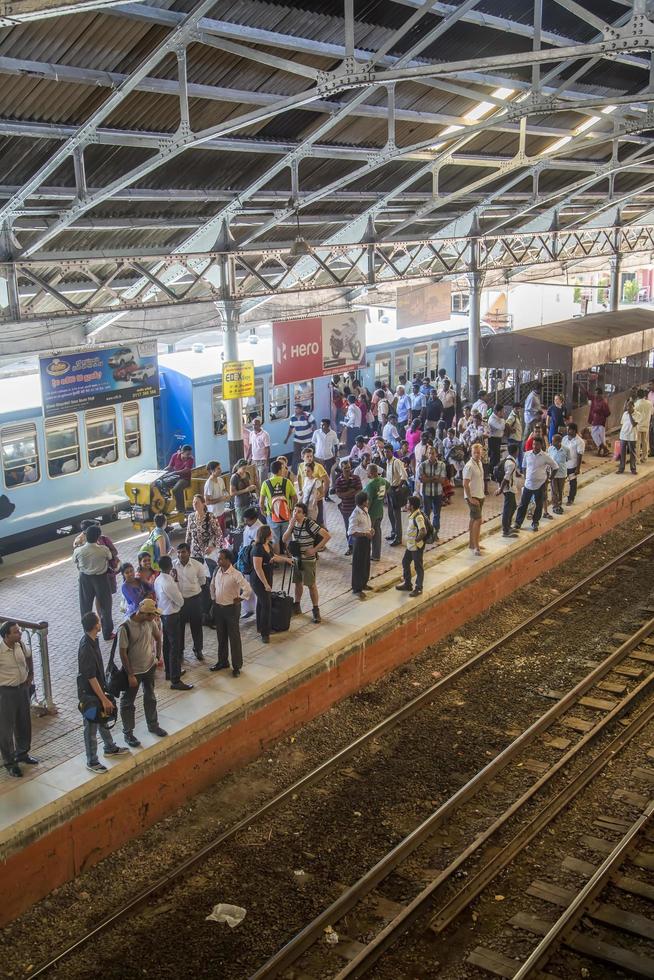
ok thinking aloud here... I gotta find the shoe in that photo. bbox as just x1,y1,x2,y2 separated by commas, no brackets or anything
472,548,482,556
241,611,254,620
396,584,412,591
170,681,194,690
232,668,241,678
86,762,108,773
181,669,186,676
292,602,302,615
553,507,564,515
148,726,168,738
312,607,321,624
345,548,352,556
542,513,554,520
371,557,380,562
502,532,518,538
124,732,142,748
409,589,422,597
565,499,572,505
390,540,402,547
211,663,229,671
261,635,270,643
5,763,22,777
362,585,373,591
17,754,39,765
353,591,366,598
103,745,130,756
530,524,539,532
193,649,205,662
385,535,394,541
511,525,524,532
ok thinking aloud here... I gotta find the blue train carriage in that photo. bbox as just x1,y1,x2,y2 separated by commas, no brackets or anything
155,338,333,471
0,372,158,555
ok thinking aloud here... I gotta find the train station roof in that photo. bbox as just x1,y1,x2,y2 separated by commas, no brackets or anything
3,1,654,347
517,306,654,371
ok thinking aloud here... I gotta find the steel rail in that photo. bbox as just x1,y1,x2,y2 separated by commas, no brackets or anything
251,619,654,979
26,529,654,978
334,670,654,978
513,799,654,979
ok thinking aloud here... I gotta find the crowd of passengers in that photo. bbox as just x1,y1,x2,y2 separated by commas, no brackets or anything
2,373,654,777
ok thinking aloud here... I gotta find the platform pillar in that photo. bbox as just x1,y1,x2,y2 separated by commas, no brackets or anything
222,301,244,468
467,267,483,400
609,252,622,312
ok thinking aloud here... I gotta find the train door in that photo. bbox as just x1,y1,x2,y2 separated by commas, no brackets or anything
393,348,410,387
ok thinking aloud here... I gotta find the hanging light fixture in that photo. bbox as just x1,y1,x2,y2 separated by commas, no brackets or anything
289,207,311,257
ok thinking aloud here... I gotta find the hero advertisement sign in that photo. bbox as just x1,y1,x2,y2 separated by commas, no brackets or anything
272,311,365,385
39,341,159,418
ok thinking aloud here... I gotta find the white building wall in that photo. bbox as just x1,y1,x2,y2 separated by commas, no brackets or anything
483,282,577,331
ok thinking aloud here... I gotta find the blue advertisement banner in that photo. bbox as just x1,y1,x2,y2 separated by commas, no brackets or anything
39,342,159,418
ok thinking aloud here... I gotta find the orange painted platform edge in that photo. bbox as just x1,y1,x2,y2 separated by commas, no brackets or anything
1,474,653,925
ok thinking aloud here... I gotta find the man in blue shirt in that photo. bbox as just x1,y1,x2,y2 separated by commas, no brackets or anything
395,385,411,436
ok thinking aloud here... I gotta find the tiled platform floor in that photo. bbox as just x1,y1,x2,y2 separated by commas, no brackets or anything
0,451,612,799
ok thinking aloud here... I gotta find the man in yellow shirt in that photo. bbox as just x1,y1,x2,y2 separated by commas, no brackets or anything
296,446,329,524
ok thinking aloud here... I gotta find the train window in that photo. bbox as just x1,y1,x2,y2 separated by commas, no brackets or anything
394,349,410,386
452,292,469,313
374,354,390,389
242,378,264,425
429,344,439,380
212,385,227,436
86,407,118,468
413,344,428,381
1,422,40,488
45,415,80,478
123,402,142,459
293,380,314,411
269,384,289,421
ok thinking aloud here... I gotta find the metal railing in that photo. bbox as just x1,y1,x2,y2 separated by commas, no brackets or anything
0,616,55,713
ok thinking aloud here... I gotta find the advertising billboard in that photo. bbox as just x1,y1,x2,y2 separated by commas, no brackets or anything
397,282,452,329
39,342,159,419
272,311,366,385
222,360,255,399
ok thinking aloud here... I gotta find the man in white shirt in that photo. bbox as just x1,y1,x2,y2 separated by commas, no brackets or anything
174,542,207,663
495,443,519,537
73,523,114,640
0,621,35,777
487,403,505,476
634,388,653,464
471,391,489,418
246,417,271,486
440,380,456,428
341,395,362,452
409,384,426,423
348,491,374,596
382,415,401,447
154,555,191,690
524,384,543,435
311,418,340,496
383,444,408,546
561,422,585,505
463,441,485,556
209,549,253,677
512,437,557,532
240,507,263,619
203,460,230,532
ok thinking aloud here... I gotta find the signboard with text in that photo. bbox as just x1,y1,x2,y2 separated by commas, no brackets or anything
39,341,159,419
272,311,366,385
222,359,255,399
397,281,452,329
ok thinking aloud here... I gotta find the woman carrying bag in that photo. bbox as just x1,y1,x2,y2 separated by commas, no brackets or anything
250,525,294,643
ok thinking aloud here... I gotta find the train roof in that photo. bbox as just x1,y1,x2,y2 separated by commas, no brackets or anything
0,374,43,419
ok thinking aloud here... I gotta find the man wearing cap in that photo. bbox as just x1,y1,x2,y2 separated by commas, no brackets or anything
246,416,271,486
118,598,168,747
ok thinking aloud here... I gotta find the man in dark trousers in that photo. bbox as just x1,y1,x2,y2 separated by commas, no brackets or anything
348,491,374,597
78,611,129,772
73,523,114,640
0,621,38,777
154,556,192,690
210,549,252,678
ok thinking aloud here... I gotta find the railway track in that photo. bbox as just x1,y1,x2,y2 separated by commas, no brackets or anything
25,530,654,979
469,790,654,978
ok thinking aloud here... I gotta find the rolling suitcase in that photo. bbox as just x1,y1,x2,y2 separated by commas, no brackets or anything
270,563,294,633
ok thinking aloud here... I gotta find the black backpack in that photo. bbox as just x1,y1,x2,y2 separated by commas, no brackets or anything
492,459,506,484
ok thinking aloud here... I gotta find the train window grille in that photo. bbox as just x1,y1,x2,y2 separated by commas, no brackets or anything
394,349,410,387
269,384,289,421
1,422,40,488
293,380,314,411
212,385,227,436
374,354,391,389
413,343,429,381
123,402,141,459
85,407,118,468
242,378,264,425
45,415,80,478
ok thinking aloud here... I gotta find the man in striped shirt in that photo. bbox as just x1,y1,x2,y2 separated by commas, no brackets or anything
284,403,317,470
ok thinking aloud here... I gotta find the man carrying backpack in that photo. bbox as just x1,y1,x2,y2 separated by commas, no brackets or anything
259,458,297,554
395,495,427,597
282,502,330,623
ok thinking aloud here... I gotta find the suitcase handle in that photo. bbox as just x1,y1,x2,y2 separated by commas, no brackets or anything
279,557,294,594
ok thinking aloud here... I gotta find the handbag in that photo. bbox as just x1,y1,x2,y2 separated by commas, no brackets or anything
392,481,410,508
105,629,129,698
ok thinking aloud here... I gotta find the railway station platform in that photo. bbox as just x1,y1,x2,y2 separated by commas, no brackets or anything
1,453,654,924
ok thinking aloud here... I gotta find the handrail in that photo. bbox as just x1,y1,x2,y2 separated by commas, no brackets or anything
0,616,55,713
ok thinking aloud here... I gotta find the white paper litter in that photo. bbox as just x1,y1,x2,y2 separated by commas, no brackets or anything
206,903,247,927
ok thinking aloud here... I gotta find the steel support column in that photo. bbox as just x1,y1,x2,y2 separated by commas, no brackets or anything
610,251,623,312
222,302,244,467
467,237,483,400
